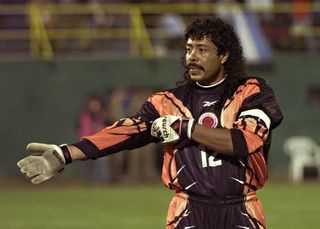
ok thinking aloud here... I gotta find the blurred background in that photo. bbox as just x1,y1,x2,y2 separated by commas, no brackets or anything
0,0,320,228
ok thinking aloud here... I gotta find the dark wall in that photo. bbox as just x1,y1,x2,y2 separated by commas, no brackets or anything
0,58,182,176
1,53,319,177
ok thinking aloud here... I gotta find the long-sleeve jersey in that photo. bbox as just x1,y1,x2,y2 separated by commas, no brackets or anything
74,77,283,198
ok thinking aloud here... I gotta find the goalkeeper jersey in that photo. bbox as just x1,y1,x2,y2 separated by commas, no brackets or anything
74,77,283,198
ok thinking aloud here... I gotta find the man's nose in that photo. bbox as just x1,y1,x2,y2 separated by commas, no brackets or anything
189,50,198,61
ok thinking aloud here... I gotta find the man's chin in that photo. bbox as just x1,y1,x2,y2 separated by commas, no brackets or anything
190,76,211,85
189,74,203,82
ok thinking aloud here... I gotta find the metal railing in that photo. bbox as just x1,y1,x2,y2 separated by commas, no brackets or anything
0,2,319,60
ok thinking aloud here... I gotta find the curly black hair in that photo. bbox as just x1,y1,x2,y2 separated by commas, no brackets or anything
179,16,247,107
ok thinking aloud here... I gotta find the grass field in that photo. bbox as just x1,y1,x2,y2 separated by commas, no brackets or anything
1,180,320,229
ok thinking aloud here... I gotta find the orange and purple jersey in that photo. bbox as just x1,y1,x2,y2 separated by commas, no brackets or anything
73,77,283,228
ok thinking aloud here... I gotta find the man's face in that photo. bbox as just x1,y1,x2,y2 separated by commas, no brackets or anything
185,37,228,86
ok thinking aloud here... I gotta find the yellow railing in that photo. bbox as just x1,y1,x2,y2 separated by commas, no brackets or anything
0,3,319,60
130,6,154,58
29,3,53,60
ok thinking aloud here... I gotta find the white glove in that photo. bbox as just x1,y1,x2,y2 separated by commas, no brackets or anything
17,143,68,184
151,115,195,143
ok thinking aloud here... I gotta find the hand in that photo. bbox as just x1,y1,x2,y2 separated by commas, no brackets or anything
151,115,195,143
17,143,68,184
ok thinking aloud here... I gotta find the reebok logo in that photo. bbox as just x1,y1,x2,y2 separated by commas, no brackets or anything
203,100,218,107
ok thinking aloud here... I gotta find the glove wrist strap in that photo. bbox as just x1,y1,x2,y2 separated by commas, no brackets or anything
187,119,196,139
180,118,196,139
59,144,72,164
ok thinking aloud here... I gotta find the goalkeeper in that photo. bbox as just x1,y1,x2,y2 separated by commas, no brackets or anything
18,16,283,229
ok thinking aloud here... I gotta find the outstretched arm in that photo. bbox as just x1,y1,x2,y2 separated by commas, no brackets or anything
18,100,160,184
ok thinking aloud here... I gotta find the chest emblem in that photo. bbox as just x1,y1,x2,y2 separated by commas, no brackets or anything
198,112,219,128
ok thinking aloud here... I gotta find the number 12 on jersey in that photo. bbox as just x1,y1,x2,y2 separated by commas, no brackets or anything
200,146,222,168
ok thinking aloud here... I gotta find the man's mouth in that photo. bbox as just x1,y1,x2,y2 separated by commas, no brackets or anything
189,68,201,74
187,63,204,72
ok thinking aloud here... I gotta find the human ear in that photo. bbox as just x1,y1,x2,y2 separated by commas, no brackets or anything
220,52,229,64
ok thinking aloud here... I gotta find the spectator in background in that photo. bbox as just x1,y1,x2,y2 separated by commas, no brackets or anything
77,93,111,184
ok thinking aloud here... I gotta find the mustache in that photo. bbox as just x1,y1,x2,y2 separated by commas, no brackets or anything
186,63,204,71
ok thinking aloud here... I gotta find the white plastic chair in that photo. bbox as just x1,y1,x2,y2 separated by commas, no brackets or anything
283,136,320,183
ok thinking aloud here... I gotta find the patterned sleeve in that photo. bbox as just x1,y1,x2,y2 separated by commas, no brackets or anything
72,100,160,160
230,78,283,157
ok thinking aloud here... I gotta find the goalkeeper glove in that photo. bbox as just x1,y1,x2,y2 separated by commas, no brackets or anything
17,143,72,184
151,115,196,143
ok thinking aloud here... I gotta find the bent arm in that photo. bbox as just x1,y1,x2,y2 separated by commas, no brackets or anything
191,79,284,158
191,124,235,156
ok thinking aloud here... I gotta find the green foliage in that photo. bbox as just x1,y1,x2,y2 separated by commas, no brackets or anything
1,181,320,228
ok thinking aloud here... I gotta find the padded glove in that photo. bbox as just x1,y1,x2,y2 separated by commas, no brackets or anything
17,143,71,184
151,115,195,143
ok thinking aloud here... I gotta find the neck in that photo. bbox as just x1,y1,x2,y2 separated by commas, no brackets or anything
196,77,226,88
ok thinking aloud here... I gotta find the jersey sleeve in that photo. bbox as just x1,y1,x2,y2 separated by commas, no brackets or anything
230,78,283,157
72,100,160,160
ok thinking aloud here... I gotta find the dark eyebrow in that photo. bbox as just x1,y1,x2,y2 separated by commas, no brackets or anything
186,43,208,47
198,44,210,48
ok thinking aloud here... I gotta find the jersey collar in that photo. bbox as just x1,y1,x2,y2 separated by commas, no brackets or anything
196,78,226,88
